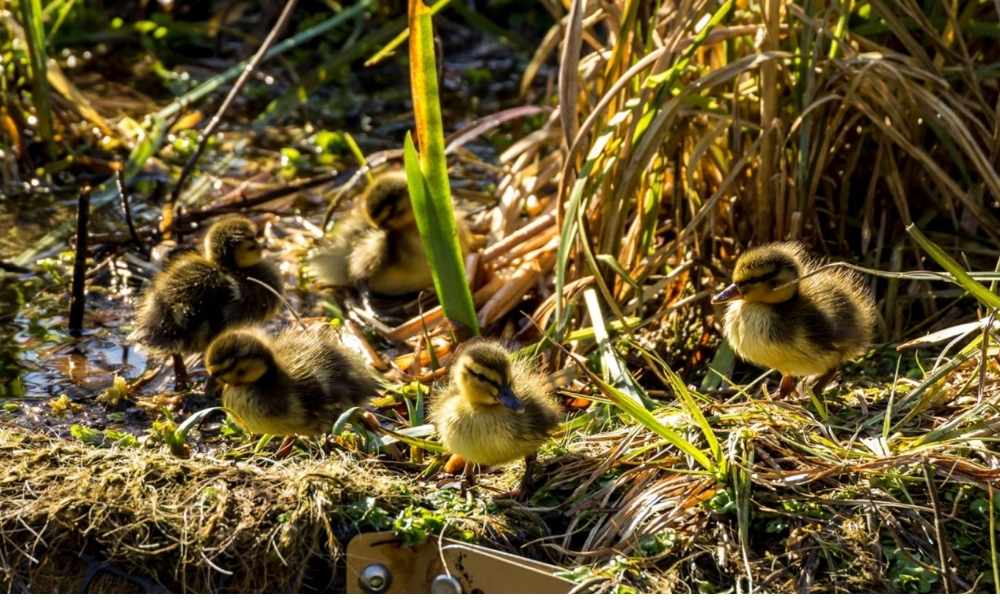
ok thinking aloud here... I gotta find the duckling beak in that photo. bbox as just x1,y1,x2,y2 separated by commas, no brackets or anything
712,283,742,304
498,385,525,413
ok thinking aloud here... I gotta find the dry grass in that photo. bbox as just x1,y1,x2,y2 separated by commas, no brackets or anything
0,426,548,593
2,0,1000,593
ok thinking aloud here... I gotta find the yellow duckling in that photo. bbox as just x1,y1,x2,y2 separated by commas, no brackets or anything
430,340,562,499
204,326,380,437
130,216,283,388
712,242,877,397
310,169,473,296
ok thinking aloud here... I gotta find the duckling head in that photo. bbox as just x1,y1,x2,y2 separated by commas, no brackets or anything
205,330,274,386
452,340,525,413
712,242,804,305
204,216,263,270
362,171,416,231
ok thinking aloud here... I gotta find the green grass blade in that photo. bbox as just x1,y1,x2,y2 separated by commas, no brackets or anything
701,340,736,391
568,349,715,473
18,0,53,147
665,367,723,473
582,288,651,408
601,379,715,473
907,223,1000,310
405,0,478,336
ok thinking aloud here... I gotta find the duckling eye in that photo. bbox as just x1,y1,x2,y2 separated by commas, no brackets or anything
465,367,500,391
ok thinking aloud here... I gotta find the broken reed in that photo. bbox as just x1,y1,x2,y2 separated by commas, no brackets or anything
68,185,91,336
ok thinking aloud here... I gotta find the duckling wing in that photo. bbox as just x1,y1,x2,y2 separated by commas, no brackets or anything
132,255,241,354
272,328,380,428
798,273,875,352
310,214,371,286
347,228,388,283
511,359,563,441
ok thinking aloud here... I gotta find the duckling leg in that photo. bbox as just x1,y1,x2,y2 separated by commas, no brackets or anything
461,461,477,494
778,374,796,398
203,374,221,399
171,354,189,391
811,369,838,396
514,453,538,501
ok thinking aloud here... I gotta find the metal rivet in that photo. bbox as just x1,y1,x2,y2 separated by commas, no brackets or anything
431,574,462,594
360,563,391,593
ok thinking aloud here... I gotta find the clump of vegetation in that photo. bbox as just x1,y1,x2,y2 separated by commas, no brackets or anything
0,0,998,594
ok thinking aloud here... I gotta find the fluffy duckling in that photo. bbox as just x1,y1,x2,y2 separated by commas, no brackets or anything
430,340,562,499
310,169,472,296
130,216,283,388
205,326,380,437
712,242,877,397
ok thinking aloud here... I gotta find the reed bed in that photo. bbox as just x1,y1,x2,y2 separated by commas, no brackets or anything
1,0,999,593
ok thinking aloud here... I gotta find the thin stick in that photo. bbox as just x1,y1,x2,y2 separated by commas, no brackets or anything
167,0,300,207
68,185,92,336
245,276,306,331
115,169,147,256
923,460,953,593
979,312,996,406
990,485,999,593
171,172,338,232
774,260,1000,294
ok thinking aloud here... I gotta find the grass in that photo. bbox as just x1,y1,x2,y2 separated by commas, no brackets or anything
1,0,1000,593
16,0,52,150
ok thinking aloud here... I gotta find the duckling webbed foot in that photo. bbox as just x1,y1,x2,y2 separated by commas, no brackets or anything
171,354,189,391
778,374,796,399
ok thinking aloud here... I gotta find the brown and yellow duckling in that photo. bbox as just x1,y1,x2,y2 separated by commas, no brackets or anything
130,216,283,388
712,242,877,397
204,326,380,438
310,169,473,296
430,340,562,499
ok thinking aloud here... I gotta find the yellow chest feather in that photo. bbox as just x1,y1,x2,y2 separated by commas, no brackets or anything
433,395,544,466
222,386,313,436
724,301,841,377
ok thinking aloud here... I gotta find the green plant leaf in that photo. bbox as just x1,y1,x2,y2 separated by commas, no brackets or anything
906,223,1000,310
18,0,53,147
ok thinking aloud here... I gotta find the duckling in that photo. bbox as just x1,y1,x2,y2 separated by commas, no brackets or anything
430,340,562,499
712,242,877,397
205,326,380,437
310,169,473,296
130,216,283,388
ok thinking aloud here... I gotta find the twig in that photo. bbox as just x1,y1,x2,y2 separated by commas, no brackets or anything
0,260,32,273
978,312,996,406
167,0,300,207
170,173,338,232
68,185,92,336
922,460,953,593
990,485,999,593
245,276,306,331
773,261,1000,294
115,169,147,256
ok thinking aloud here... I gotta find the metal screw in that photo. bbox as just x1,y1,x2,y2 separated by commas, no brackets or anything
360,563,391,593
431,574,462,593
